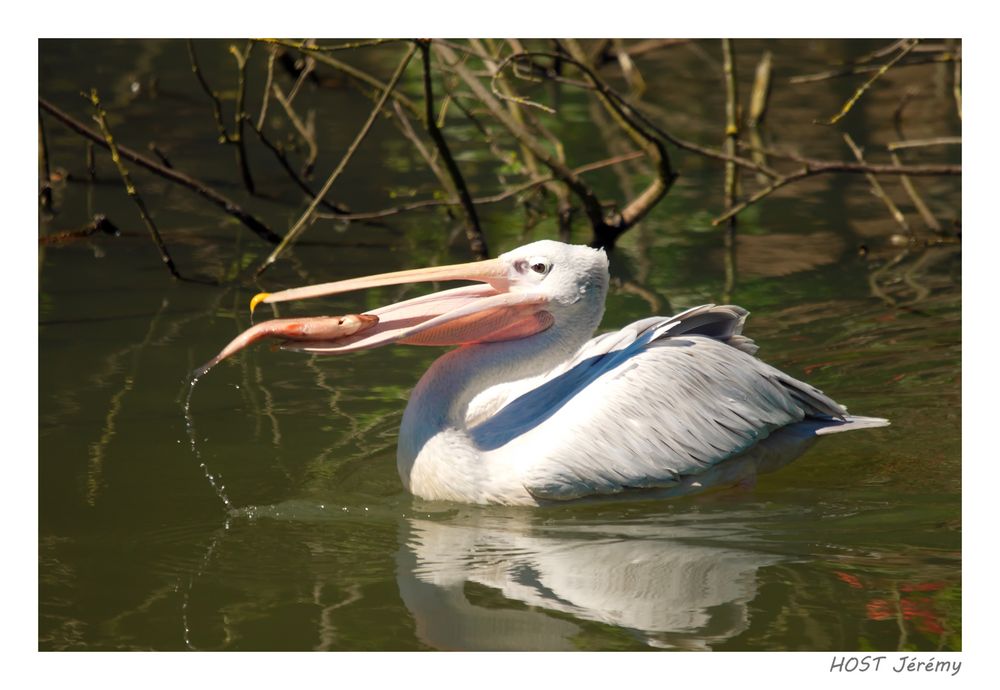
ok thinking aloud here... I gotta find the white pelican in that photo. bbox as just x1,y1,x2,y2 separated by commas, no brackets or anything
199,240,888,505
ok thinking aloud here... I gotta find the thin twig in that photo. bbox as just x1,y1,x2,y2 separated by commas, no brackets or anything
39,97,282,244
86,141,96,181
722,39,740,211
258,39,421,117
39,214,120,245
316,150,646,223
817,40,919,125
258,38,407,53
889,104,941,233
87,89,182,280
257,45,277,130
513,44,678,244
611,38,646,96
271,82,318,178
735,141,960,175
39,111,53,211
476,38,574,240
891,151,941,233
850,39,912,65
435,41,608,234
229,41,256,194
255,43,418,277
188,40,256,193
147,142,173,169
419,40,488,259
789,51,954,84
284,40,316,104
953,51,962,120
390,99,450,190
748,50,772,128
600,39,691,61
187,40,229,142
887,136,961,151
843,133,911,238
508,56,782,181
721,39,739,301
711,155,959,226
244,116,347,214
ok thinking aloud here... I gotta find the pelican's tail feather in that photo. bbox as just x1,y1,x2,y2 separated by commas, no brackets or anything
813,415,891,435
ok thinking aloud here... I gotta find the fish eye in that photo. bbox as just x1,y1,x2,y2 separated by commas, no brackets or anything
528,257,551,275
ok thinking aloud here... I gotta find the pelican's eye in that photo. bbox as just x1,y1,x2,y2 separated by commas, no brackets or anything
528,257,551,275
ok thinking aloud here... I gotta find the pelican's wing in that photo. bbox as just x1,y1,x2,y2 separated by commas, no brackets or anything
470,305,849,501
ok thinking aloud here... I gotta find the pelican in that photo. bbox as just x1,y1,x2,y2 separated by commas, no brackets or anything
199,240,888,505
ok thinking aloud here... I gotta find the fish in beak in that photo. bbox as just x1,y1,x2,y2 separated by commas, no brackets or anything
193,256,554,377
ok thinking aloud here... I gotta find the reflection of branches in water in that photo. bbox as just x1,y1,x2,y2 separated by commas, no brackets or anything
300,353,403,491
313,582,363,651
868,243,959,308
86,298,170,506
180,520,235,651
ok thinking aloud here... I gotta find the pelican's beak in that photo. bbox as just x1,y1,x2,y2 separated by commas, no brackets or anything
253,257,554,355
253,257,509,310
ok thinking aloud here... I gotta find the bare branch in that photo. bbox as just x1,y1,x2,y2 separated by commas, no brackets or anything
271,82,319,179
187,40,256,193
502,43,678,244
39,97,281,244
434,41,608,233
229,41,256,194
258,39,421,117
887,136,961,151
255,43,418,276
816,39,919,125
256,44,277,130
712,156,958,226
316,151,645,223
418,40,488,259
843,132,911,237
187,40,229,142
789,50,955,84
258,38,408,53
39,111,53,211
891,151,941,233
244,115,347,214
721,38,739,300
87,89,183,280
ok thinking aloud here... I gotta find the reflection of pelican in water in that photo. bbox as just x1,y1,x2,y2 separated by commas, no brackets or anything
397,506,784,651
395,439,814,651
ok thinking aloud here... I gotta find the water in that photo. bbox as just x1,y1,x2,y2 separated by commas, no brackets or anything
38,39,961,651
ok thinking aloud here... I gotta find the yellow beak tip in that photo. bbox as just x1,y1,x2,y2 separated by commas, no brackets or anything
249,292,271,315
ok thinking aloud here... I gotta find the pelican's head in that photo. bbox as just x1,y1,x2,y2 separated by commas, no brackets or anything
496,240,609,312
252,240,609,354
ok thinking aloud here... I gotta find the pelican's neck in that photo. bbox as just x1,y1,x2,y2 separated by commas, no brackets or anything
397,310,600,501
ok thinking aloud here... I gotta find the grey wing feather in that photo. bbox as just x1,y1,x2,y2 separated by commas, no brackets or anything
471,305,855,501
